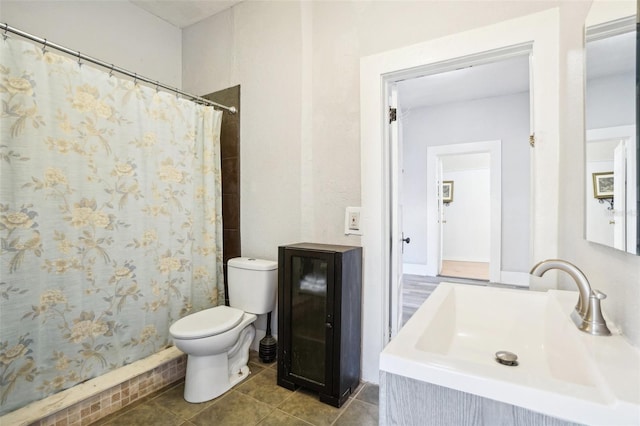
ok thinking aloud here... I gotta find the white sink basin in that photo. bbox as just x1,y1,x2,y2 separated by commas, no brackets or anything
380,283,640,425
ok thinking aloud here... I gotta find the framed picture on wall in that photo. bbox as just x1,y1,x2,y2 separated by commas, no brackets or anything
592,172,614,199
442,180,454,203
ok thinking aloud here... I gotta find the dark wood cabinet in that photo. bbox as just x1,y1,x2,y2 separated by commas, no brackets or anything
277,243,362,408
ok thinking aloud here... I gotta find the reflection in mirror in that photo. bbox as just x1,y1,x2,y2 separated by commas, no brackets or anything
585,12,638,254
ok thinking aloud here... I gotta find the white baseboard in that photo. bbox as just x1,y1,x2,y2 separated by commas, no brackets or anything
403,264,529,288
403,263,429,276
500,271,530,287
442,257,490,263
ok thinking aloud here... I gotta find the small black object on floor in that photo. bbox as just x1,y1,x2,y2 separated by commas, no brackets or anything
259,311,277,363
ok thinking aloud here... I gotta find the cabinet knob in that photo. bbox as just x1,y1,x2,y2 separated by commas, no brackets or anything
325,322,333,329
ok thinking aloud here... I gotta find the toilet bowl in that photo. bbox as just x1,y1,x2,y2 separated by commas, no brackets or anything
169,257,277,403
170,306,257,403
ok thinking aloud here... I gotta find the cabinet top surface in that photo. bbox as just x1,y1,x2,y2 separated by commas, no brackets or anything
280,242,362,253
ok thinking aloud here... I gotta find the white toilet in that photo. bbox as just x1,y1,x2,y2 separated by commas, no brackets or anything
169,257,277,403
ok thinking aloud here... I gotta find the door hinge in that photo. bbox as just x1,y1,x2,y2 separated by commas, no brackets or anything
529,133,535,147
389,107,397,123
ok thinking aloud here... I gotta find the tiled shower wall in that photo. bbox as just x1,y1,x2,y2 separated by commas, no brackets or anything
205,85,241,305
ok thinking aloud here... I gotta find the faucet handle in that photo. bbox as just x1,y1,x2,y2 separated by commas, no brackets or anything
593,289,607,300
579,289,612,336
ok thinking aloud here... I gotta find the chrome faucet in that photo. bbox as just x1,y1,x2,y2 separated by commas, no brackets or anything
530,259,611,336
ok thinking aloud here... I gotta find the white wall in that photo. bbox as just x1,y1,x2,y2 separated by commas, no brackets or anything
183,2,362,262
586,73,636,129
0,1,182,87
442,168,491,262
401,92,530,272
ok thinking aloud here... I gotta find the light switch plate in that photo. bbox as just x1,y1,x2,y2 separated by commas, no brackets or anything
344,207,362,235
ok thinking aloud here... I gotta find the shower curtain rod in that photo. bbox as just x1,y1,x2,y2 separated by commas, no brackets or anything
1,23,237,114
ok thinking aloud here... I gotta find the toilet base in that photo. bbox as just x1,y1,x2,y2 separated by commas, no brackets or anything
183,324,256,403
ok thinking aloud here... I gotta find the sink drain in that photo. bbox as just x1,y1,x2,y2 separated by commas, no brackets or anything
495,350,518,366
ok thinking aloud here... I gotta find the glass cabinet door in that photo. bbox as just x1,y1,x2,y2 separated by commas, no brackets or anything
288,254,332,386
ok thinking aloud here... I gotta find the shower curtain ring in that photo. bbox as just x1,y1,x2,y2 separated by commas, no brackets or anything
3,24,8,41
42,39,47,53
155,81,160,92
109,64,114,77
77,51,82,67
134,73,138,85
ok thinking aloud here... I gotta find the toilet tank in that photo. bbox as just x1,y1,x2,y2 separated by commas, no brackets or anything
227,257,278,314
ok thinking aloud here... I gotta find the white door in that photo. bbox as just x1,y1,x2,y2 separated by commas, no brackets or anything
613,141,626,250
389,85,405,337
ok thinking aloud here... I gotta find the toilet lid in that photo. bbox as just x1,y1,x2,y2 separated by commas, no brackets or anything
170,306,244,339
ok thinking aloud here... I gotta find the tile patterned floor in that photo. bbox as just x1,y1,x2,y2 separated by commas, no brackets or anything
92,351,379,426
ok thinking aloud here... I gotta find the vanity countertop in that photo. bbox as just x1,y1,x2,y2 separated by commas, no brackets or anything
380,283,640,425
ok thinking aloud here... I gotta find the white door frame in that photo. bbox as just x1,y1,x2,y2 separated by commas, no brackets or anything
359,9,560,384
426,141,502,282
389,84,405,338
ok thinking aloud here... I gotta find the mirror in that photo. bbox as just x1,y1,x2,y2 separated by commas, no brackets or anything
585,1,638,254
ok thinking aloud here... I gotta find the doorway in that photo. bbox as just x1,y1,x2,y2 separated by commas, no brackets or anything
424,141,502,282
437,150,493,281
391,50,531,333
359,8,560,384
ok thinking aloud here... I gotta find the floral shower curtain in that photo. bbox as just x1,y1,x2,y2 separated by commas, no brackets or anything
0,36,224,415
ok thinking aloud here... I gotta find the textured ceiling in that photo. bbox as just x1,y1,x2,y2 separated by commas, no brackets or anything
131,1,242,28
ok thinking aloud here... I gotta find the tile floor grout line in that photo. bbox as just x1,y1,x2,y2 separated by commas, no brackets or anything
234,387,318,426
271,407,316,426
327,395,355,426
233,371,300,409
252,404,278,426
174,397,217,423
353,397,379,409
151,380,217,422
351,381,371,399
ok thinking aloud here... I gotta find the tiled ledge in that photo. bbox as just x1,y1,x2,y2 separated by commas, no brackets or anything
1,346,186,426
